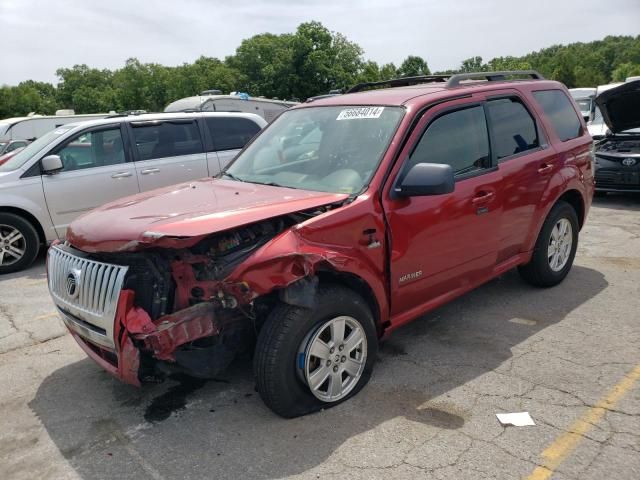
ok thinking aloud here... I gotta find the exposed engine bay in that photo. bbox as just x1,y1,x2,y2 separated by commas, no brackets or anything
596,137,640,157
89,209,329,381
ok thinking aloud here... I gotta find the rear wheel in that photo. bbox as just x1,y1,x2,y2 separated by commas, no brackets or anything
254,284,377,418
518,201,579,287
0,213,40,275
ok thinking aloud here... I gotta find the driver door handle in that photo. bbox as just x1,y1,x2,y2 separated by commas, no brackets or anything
471,191,495,205
141,168,160,175
111,172,132,179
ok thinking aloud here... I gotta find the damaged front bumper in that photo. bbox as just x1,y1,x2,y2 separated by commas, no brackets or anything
57,288,237,386
48,244,238,386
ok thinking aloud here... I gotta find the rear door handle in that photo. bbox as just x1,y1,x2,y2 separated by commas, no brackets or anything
111,172,132,179
141,168,160,175
471,191,495,205
538,163,554,174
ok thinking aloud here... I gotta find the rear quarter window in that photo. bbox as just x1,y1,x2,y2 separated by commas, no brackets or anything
532,90,582,141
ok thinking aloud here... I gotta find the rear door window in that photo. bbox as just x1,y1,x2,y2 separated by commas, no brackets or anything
532,90,582,141
131,121,203,160
205,117,261,151
486,98,539,161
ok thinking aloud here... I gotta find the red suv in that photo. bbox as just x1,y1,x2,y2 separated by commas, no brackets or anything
47,71,594,417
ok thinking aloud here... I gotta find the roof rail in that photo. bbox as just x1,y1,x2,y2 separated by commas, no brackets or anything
105,109,149,119
346,75,450,93
446,70,544,87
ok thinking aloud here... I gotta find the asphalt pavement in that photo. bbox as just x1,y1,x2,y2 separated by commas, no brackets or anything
1,194,639,480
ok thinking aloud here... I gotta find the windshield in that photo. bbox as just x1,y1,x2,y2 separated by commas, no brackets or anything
225,106,404,194
0,126,73,172
0,123,9,138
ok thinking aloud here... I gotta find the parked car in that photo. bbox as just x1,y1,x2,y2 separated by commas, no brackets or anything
0,112,109,143
587,82,626,139
46,71,594,417
592,79,640,194
0,112,265,273
0,139,30,156
164,91,298,122
569,87,596,122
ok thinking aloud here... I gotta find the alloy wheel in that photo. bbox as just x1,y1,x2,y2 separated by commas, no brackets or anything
299,316,367,403
548,218,573,272
0,224,26,266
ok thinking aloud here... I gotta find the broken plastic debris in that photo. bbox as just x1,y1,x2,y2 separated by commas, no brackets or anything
496,412,535,427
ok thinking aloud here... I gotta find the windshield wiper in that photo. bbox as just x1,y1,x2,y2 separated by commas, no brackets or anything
251,181,295,189
220,172,245,182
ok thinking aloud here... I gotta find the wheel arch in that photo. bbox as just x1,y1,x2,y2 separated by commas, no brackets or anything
0,206,46,246
314,268,384,337
556,189,585,230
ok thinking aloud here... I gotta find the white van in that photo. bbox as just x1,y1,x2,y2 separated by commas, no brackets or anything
569,88,596,122
165,92,298,122
0,111,266,273
0,113,109,142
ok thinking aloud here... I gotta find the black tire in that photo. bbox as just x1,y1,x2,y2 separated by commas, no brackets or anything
518,201,579,287
254,284,378,418
0,212,40,275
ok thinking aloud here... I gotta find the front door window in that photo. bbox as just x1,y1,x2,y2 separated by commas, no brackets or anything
55,128,126,171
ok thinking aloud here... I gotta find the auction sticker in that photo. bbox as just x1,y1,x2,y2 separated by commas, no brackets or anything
336,106,385,120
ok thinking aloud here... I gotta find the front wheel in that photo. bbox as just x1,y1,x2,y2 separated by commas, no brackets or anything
254,284,378,418
518,201,579,287
0,213,40,275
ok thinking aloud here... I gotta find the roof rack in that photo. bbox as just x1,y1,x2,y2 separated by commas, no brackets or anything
347,75,450,93
345,70,545,94
446,70,544,87
105,109,149,119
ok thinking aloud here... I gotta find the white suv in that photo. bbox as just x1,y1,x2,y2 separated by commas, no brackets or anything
0,112,266,273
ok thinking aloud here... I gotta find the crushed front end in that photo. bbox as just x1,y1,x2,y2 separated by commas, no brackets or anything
46,218,292,385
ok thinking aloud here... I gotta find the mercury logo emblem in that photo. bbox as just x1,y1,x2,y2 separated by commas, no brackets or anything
622,158,637,167
66,270,81,299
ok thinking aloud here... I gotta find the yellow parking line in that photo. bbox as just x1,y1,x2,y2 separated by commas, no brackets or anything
34,312,58,321
527,363,640,480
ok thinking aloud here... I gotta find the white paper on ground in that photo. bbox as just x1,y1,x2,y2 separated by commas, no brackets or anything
496,412,536,427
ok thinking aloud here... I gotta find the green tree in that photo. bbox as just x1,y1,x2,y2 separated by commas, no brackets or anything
397,55,430,77
459,56,484,73
56,65,114,112
611,62,640,82
355,60,381,84
2,30,640,119
226,33,294,99
289,21,364,99
379,63,398,80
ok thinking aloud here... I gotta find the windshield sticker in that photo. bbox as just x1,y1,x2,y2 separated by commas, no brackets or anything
336,107,385,120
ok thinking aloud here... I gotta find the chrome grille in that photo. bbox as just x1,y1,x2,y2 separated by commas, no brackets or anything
47,244,128,349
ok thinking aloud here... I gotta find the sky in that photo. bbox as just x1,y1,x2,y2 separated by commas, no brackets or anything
1,0,638,86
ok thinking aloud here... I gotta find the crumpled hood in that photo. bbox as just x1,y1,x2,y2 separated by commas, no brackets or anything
67,178,349,252
595,80,640,134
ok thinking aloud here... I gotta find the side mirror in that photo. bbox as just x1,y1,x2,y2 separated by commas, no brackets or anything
41,155,64,175
395,163,455,197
